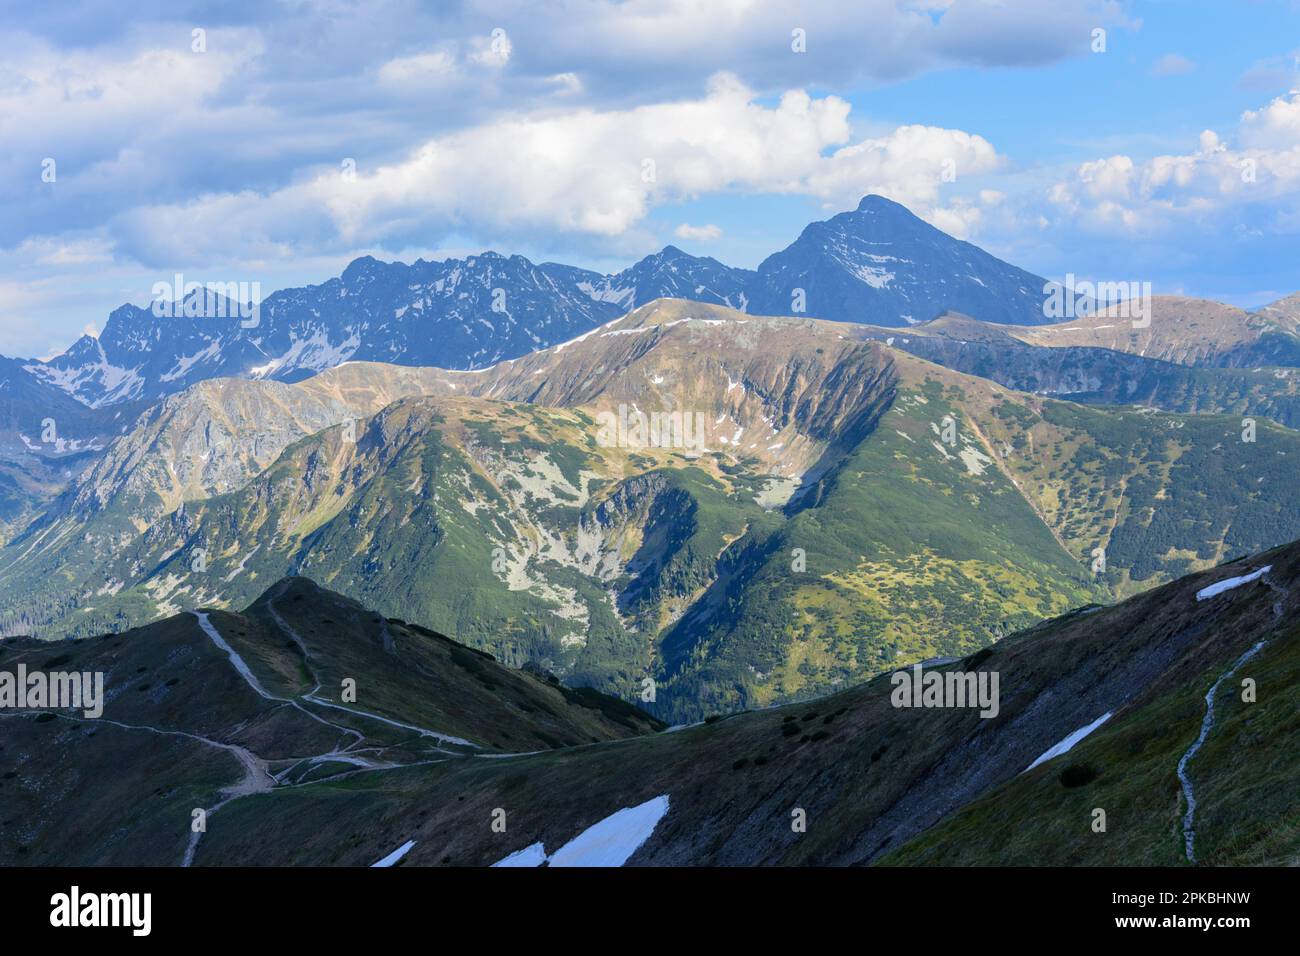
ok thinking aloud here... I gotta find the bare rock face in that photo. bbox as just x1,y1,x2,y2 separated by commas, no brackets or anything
55,378,357,528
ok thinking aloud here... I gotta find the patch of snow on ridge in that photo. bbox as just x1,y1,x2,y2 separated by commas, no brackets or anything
490,795,670,867
1196,566,1271,601
372,840,416,867
551,313,630,353
1023,712,1112,773
492,842,548,867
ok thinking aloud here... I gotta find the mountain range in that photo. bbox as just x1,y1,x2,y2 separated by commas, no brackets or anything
7,297,1300,724
14,196,1057,409
3,192,1300,866
3,538,1294,865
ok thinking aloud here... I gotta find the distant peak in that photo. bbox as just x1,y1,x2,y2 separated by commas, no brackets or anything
341,255,383,281
856,194,911,214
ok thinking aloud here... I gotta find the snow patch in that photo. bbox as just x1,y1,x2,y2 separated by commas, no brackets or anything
490,795,670,867
1196,566,1271,601
372,840,416,867
1024,712,1112,772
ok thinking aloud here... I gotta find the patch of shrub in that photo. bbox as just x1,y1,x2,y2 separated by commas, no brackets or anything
1059,764,1099,788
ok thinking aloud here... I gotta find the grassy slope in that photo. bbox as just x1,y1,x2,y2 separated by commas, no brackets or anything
190,542,1300,867
880,609,1300,866
0,580,662,865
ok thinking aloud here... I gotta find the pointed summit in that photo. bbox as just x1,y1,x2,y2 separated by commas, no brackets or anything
855,193,910,213
747,196,1049,327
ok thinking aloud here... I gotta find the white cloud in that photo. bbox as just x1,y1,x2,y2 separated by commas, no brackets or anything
114,73,1000,257
546,72,584,95
1046,92,1300,235
674,223,722,241
468,29,513,67
803,124,1003,235
377,49,459,87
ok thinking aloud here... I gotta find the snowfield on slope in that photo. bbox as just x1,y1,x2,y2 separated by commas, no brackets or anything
1023,712,1112,773
492,795,670,867
372,840,416,867
1196,565,1271,601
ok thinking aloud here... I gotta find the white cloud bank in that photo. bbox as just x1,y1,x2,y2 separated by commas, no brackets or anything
1047,91,1300,236
112,73,1004,262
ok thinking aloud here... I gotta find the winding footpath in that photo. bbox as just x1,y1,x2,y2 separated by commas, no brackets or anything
183,606,483,865
1175,574,1287,863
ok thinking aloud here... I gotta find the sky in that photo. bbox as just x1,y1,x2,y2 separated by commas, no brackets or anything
4,0,1300,359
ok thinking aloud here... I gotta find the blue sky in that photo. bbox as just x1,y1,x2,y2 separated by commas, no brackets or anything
4,0,1300,358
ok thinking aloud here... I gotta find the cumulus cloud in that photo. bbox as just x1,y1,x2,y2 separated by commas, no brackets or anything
17,237,114,267
1047,92,1300,236
109,74,1000,261
674,223,722,241
0,1,1128,257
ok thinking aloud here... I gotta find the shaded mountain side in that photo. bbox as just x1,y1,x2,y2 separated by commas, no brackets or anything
0,357,148,544
744,195,1050,327
855,313,1300,428
72,537,1293,868
1010,295,1300,369
577,245,755,311
0,577,661,866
